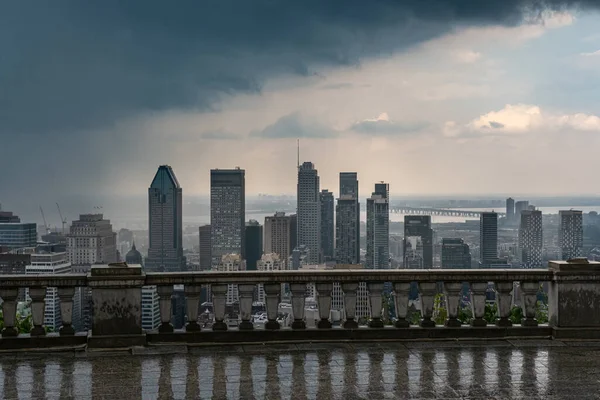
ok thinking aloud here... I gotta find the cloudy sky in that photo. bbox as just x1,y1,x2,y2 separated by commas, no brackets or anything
2,0,600,206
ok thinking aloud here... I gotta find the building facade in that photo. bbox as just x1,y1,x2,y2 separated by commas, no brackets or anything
336,195,360,264
441,238,472,269
518,210,543,268
264,212,296,270
480,212,498,266
146,165,186,272
210,168,245,267
366,183,389,269
214,254,246,304
67,214,118,266
0,221,37,250
297,162,320,264
245,220,263,271
199,225,211,271
256,253,283,303
403,215,432,268
339,172,360,262
515,201,530,220
559,210,583,260
319,190,335,262
506,197,515,223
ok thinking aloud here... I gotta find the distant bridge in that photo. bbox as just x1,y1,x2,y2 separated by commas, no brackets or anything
390,206,506,218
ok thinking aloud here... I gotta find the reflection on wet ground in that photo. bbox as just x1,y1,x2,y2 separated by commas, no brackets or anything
1,340,600,399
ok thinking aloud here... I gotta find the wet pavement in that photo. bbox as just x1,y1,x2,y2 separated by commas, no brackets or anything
0,340,600,399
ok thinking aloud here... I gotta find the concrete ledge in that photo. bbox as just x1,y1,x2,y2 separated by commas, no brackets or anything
87,334,146,348
552,327,600,340
146,326,553,344
0,332,88,350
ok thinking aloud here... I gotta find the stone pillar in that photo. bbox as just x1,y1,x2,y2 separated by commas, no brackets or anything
0,288,19,337
211,284,228,331
29,287,47,336
316,283,333,329
58,287,76,335
520,281,539,327
341,282,359,329
418,282,436,328
367,282,384,328
184,285,202,332
290,283,306,329
264,283,281,330
393,282,411,328
157,285,174,333
238,284,255,330
443,282,463,327
495,282,513,327
88,264,145,347
470,282,488,327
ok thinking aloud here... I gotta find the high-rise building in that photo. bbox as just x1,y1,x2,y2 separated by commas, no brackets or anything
0,211,36,250
559,210,583,260
518,210,543,268
441,238,472,269
404,236,424,268
319,190,335,262
199,225,211,271
336,195,360,264
214,254,245,304
480,212,498,266
340,172,360,261
297,162,320,264
366,182,389,269
67,213,118,266
245,220,263,271
210,168,245,267
506,197,515,223
256,253,283,303
403,215,432,268
264,212,296,270
515,200,529,219
0,253,30,275
0,211,21,223
146,165,185,272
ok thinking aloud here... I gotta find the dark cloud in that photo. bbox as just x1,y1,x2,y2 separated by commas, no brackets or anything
352,119,429,135
489,121,506,128
1,0,598,136
250,113,337,139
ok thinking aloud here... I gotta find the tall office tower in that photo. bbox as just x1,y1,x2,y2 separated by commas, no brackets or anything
0,211,37,250
320,190,335,262
67,214,118,266
515,200,529,219
441,238,472,269
256,253,283,303
336,195,360,264
25,250,71,332
297,162,321,264
403,215,433,268
506,198,515,223
559,210,583,260
146,165,185,272
518,210,543,268
480,212,498,266
339,173,360,262
124,246,160,331
199,225,212,271
366,182,390,269
245,220,263,271
210,168,245,267
264,212,296,269
214,254,245,304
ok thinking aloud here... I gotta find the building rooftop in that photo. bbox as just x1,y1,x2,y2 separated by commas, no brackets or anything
1,340,598,399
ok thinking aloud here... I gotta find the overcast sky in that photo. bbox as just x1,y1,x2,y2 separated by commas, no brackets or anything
2,0,600,206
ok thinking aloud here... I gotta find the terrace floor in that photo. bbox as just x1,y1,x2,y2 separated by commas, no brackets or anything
1,339,600,399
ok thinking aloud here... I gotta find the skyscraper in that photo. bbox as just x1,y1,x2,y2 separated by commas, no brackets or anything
336,195,360,264
319,190,335,262
515,200,529,220
339,172,360,263
559,210,583,260
0,211,36,250
366,182,389,269
67,213,118,266
198,225,211,271
210,168,245,267
403,215,433,268
506,197,515,223
297,162,320,264
245,220,263,271
480,212,498,266
146,165,185,272
441,238,472,269
264,212,296,269
518,209,543,268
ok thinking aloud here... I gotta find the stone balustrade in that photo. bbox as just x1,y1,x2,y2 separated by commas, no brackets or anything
0,260,599,349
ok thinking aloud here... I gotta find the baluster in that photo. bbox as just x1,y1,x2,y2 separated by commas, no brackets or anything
443,282,462,327
184,285,202,332
238,284,255,330
29,287,47,336
470,282,488,327
290,283,306,329
212,284,228,331
316,283,333,329
495,282,514,327
264,283,281,330
157,285,174,333
341,282,359,329
367,282,384,328
520,281,539,327
418,282,436,328
393,282,411,328
0,288,19,337
58,287,75,335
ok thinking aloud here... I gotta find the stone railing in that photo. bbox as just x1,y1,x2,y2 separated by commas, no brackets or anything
0,260,599,349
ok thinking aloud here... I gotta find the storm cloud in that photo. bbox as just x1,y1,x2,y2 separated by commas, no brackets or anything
2,0,599,135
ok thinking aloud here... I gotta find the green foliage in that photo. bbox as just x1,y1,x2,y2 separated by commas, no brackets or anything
484,303,497,324
536,301,549,324
17,315,32,334
509,306,523,324
457,306,473,325
433,293,447,325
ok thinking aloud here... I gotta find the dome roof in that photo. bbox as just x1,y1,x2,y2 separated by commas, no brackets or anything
125,242,143,265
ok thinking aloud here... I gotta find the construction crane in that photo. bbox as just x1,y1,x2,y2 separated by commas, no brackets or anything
39,206,50,234
56,203,67,234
